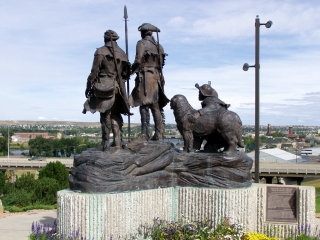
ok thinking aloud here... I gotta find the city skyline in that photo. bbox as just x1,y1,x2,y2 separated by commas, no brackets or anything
1,0,320,125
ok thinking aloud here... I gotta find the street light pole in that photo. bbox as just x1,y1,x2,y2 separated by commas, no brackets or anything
243,15,272,183
7,122,9,159
254,16,260,184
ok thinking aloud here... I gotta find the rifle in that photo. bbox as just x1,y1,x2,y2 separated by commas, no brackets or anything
110,39,130,114
156,31,164,87
124,5,131,141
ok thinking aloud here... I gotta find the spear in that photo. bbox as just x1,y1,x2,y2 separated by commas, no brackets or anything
124,5,131,142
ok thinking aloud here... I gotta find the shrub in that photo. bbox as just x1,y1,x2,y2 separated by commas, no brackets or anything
39,161,69,189
1,189,33,207
2,181,14,195
15,172,36,192
0,171,6,195
33,177,60,205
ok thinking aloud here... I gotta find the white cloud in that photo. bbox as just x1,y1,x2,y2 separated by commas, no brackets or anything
0,0,319,126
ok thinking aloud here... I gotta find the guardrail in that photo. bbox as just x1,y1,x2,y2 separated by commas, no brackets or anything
0,158,73,169
252,163,320,175
1,158,320,175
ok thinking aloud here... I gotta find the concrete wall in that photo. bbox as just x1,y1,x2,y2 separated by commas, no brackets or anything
57,184,315,239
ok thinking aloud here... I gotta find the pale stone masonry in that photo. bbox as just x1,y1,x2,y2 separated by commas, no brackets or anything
57,184,315,239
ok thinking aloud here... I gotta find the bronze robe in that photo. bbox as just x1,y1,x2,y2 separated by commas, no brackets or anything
129,36,169,109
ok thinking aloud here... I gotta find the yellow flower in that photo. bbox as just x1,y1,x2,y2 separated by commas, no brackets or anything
242,232,280,240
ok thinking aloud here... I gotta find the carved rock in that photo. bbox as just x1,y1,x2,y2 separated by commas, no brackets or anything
69,141,253,193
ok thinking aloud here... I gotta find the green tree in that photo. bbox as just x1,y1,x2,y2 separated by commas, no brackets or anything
243,136,255,146
38,161,69,189
272,131,284,137
0,138,7,156
28,136,46,156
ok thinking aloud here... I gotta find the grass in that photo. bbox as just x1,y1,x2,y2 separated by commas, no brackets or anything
4,204,56,212
302,178,320,213
302,179,320,188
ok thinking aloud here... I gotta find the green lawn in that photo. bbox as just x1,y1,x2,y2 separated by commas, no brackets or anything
302,179,320,213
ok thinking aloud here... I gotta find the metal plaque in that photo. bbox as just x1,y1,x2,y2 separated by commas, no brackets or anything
266,186,298,223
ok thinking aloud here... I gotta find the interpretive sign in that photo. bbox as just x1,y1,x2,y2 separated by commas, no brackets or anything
266,186,297,223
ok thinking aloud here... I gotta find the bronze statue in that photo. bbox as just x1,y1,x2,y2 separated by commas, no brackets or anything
129,23,169,141
170,91,244,153
83,30,131,151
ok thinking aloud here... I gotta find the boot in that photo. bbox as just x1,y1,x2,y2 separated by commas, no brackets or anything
136,106,150,141
100,112,111,151
102,140,110,151
111,113,123,149
150,108,164,141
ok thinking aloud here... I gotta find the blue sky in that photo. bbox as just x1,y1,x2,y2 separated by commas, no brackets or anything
1,0,320,126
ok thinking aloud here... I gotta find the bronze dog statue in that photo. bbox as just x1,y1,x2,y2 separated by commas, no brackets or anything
170,94,244,153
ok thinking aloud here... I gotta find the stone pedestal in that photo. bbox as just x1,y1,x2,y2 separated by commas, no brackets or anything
57,184,315,239
0,200,3,215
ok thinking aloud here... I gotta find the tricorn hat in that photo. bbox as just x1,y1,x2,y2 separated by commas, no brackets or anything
104,30,119,41
195,83,218,98
138,23,160,32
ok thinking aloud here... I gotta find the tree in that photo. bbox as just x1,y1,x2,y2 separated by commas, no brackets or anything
243,136,255,146
0,137,7,156
272,131,284,137
38,161,69,189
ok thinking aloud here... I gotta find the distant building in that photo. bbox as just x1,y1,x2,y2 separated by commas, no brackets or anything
262,137,293,149
265,124,276,136
247,148,303,163
12,132,54,142
286,126,296,139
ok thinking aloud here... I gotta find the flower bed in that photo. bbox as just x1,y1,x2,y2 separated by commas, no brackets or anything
29,217,320,240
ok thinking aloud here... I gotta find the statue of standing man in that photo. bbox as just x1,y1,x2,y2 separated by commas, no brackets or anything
83,30,131,151
129,23,169,141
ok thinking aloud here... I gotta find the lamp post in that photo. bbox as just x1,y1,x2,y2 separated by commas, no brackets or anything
7,122,9,159
243,15,272,183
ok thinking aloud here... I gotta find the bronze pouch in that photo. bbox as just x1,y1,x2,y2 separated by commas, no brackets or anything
94,81,115,99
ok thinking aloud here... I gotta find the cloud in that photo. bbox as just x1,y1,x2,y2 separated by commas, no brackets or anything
0,0,319,127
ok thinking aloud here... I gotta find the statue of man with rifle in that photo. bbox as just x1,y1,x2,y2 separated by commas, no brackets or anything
83,30,131,151
129,23,169,141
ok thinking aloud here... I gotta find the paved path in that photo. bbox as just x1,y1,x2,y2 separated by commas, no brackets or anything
0,210,56,240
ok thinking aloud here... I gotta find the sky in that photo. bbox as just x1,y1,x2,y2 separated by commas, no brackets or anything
1,0,320,126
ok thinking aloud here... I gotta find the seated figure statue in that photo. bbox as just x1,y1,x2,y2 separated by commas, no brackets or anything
170,84,244,153
193,83,230,119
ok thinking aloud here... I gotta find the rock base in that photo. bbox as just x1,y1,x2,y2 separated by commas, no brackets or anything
69,141,253,193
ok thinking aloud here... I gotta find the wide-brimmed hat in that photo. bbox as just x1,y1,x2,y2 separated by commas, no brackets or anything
195,83,218,97
138,23,160,32
104,30,119,41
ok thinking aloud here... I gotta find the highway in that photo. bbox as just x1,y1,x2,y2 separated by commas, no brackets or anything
1,157,320,175
0,157,73,170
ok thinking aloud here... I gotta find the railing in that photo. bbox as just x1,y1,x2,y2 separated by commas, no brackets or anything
0,158,73,169
1,158,320,175
252,163,320,175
